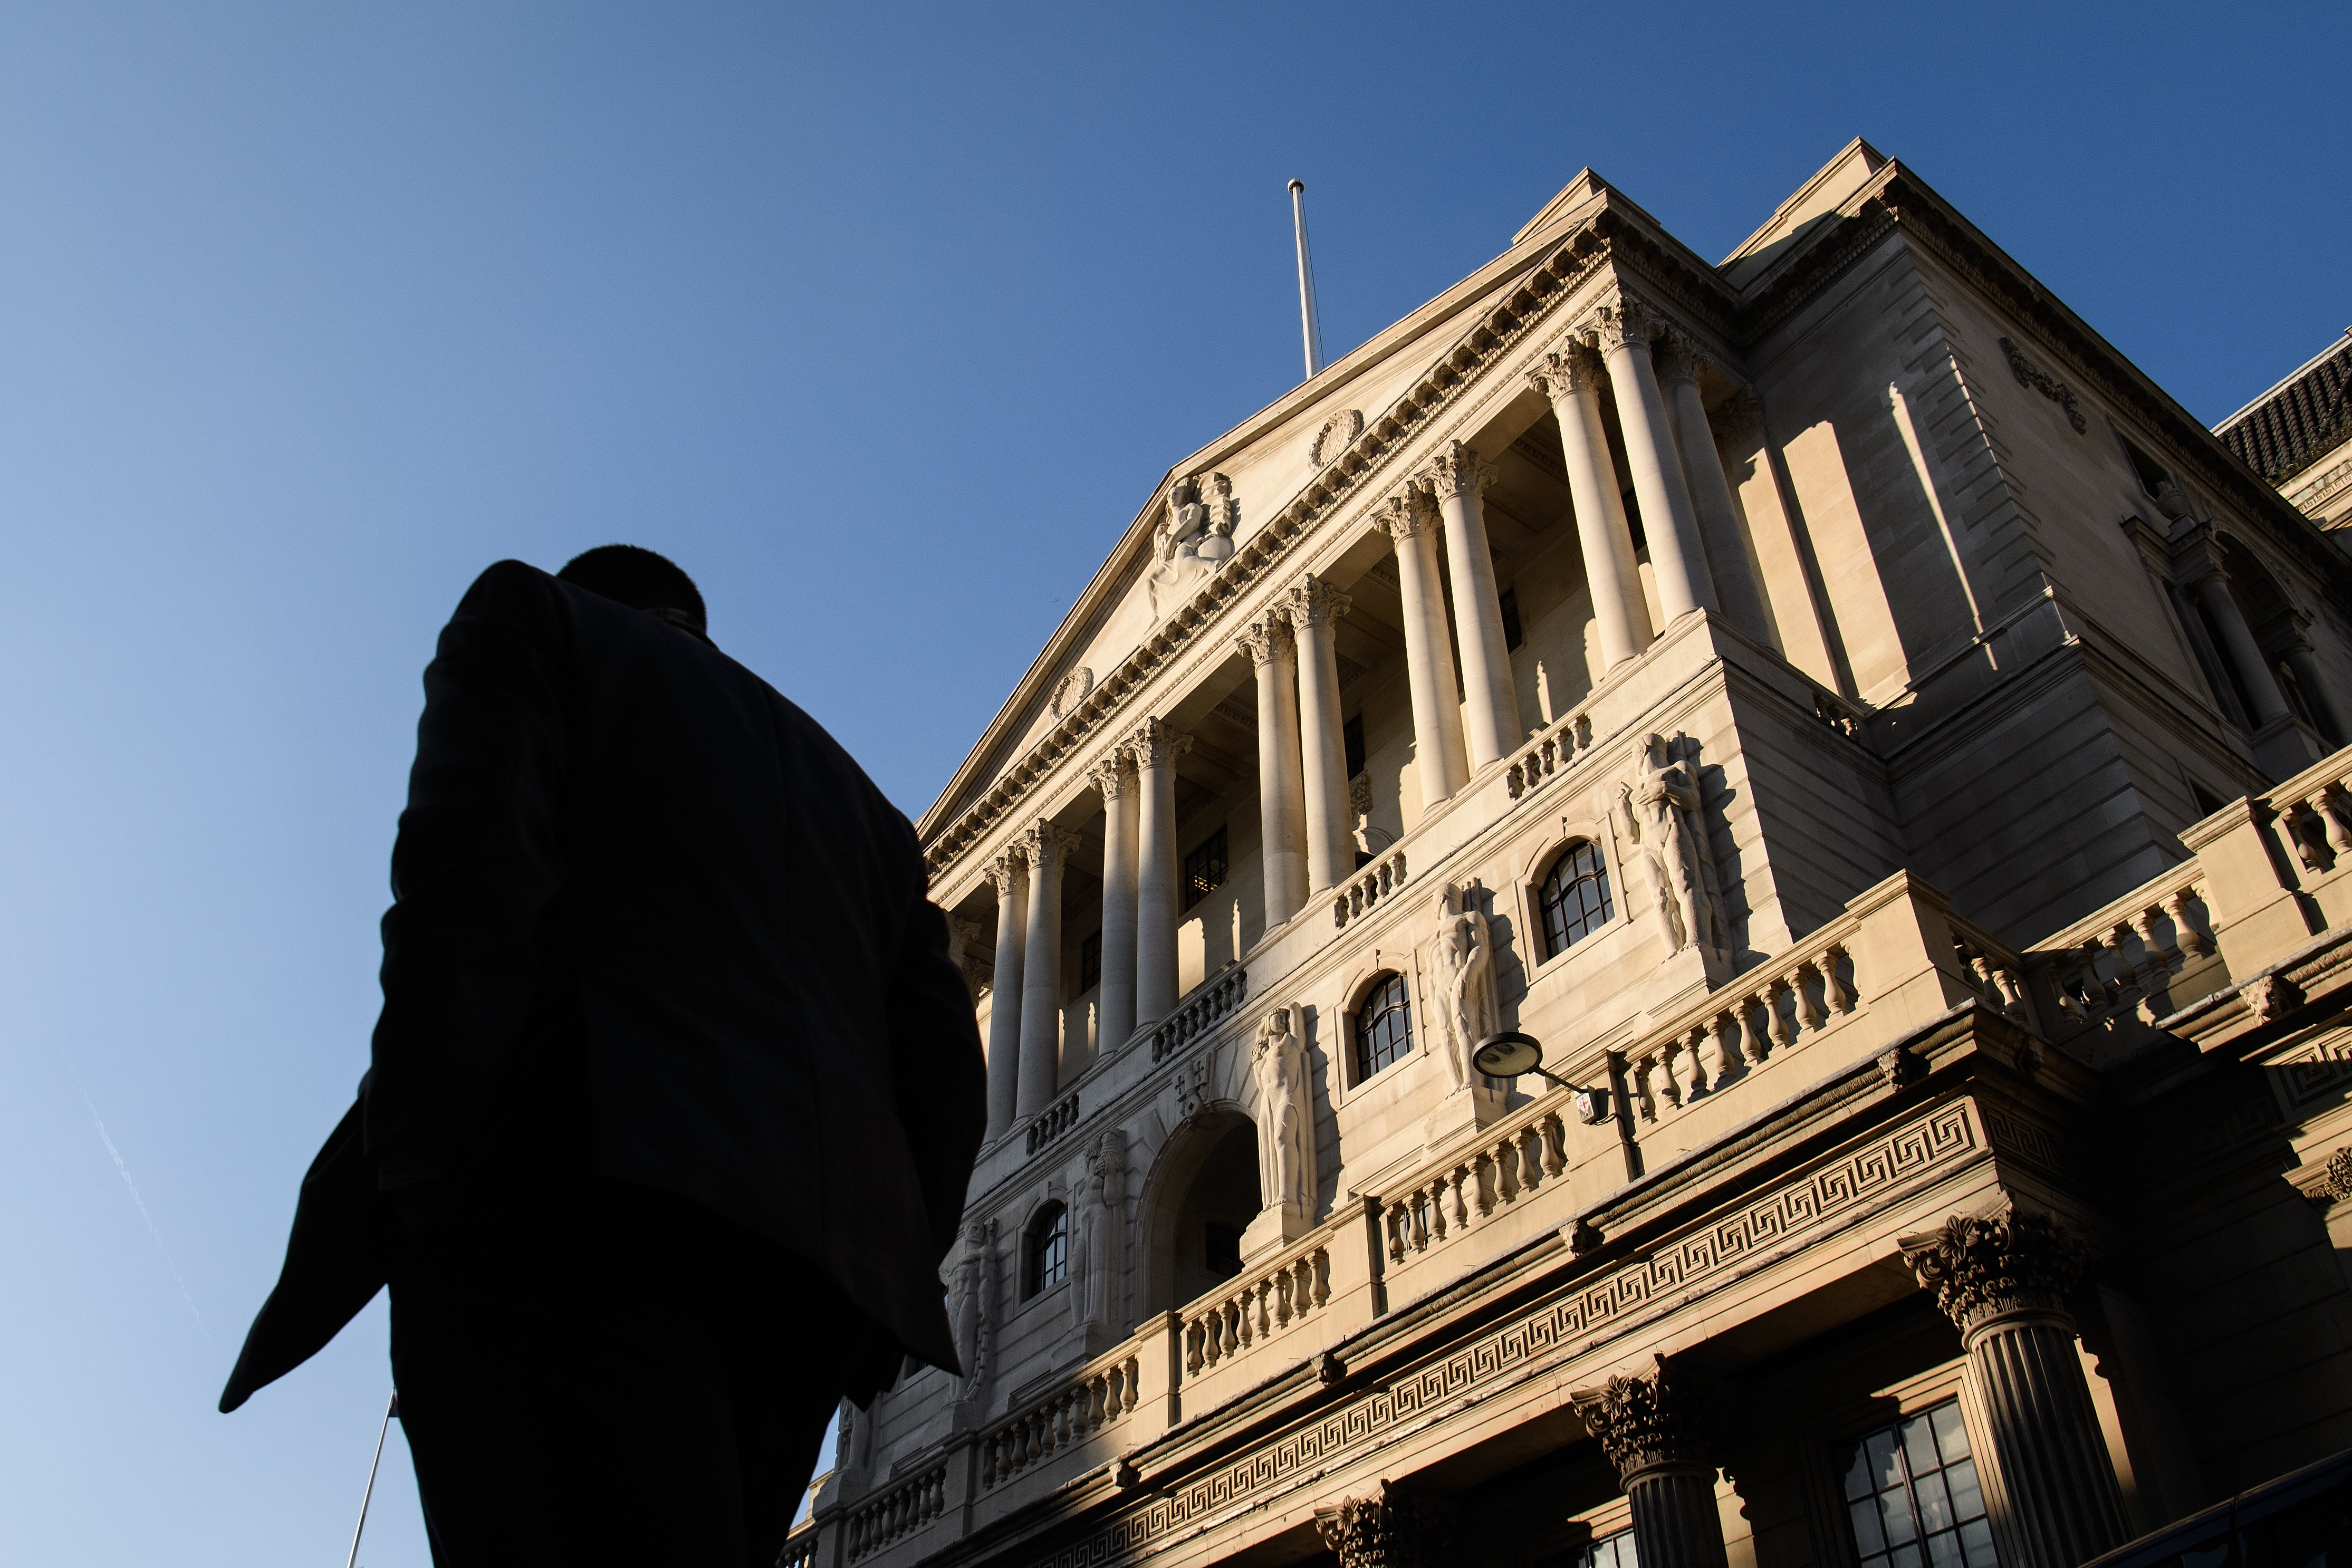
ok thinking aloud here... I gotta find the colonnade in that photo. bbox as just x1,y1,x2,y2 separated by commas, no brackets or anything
979,290,1764,1143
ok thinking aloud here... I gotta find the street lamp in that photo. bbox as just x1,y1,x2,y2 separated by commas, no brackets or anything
1470,1032,1613,1126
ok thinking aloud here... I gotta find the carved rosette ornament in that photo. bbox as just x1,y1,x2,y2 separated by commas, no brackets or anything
1311,409,1364,468
1570,1355,1730,1568
1380,485,1441,542
1312,1482,1455,1568
1899,1206,2124,1568
1898,1206,2089,1338
1424,439,1497,502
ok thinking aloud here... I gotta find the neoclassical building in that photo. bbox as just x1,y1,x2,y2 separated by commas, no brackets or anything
797,140,2352,1568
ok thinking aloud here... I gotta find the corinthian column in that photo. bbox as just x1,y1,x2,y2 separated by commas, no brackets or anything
1656,334,1770,643
983,853,1026,1142
1572,1356,1730,1568
1426,440,1519,769
1286,574,1355,893
1528,344,1652,671
1237,612,1309,926
1015,821,1076,1119
1130,718,1191,1027
1089,751,1139,1050
1313,1481,1455,1568
2187,564,2292,726
1595,297,1714,625
1901,1207,2126,1568
1383,485,1470,806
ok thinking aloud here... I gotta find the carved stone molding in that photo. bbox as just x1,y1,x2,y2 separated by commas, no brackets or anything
1234,612,1296,668
1380,484,1441,543
1287,574,1352,629
1998,335,2088,434
1424,438,1497,502
1312,1482,1455,1568
1019,821,1079,874
1570,1353,1717,1483
1899,1204,2090,1335
1049,666,1094,720
1126,717,1193,771
2246,970,2306,1022
1311,410,1365,468
1525,341,1601,400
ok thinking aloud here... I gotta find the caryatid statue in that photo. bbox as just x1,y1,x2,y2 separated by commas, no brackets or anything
1253,1006,1314,1219
1618,734,1726,957
946,1216,997,1405
1073,1129,1128,1340
1430,881,1499,1092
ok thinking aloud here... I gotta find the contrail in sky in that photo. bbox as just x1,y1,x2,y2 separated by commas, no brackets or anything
84,1094,209,1339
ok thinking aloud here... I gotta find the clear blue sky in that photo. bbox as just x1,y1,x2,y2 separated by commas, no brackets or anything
2,3,2341,1563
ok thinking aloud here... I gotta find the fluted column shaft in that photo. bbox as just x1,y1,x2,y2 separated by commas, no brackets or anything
1131,719,1189,1026
1288,576,1354,893
2194,573,2292,725
983,856,1025,1141
1428,440,1518,769
1531,346,1652,671
1573,1356,1731,1568
1657,339,1770,643
1384,488,1471,805
1903,1208,2126,1568
1091,755,1139,1049
1625,1467,1732,1568
1015,823,1071,1119
1240,615,1309,925
1598,300,1714,624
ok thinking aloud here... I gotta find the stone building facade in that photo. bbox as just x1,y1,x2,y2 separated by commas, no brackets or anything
796,140,2352,1568
2217,329,2352,536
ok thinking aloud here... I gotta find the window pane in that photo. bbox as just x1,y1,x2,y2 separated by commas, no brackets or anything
1944,1459,1985,1521
1930,1403,1972,1464
1926,1529,1965,1568
1850,1499,1888,1557
1957,1519,1998,1568
1903,1415,1941,1482
1881,1492,1919,1546
1868,1430,1905,1495
1891,1544,1924,1568
1843,1441,1877,1502
1915,1472,1955,1533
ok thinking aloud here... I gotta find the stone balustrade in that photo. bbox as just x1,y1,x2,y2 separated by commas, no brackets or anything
1944,910,2032,1025
1148,967,1247,1063
778,1525,818,1568
1023,1092,1080,1157
1625,934,1859,1121
844,1465,947,1562
2024,862,2220,1037
1181,1238,1332,1375
1503,709,1596,801
978,1346,1144,1489
1382,1107,1570,1265
1331,848,1409,928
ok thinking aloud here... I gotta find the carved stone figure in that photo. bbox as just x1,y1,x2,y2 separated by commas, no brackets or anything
1253,1006,1314,1217
946,1217,998,1405
1428,881,1498,1092
1617,734,1726,958
1073,1130,1128,1340
1147,474,1239,620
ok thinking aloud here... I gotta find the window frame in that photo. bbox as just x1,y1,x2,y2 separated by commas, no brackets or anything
1024,1201,1070,1300
1536,838,1616,960
1351,970,1416,1086
1182,824,1228,912
1832,1395,2001,1568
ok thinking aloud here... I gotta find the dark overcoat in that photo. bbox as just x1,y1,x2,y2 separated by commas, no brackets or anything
222,561,986,1411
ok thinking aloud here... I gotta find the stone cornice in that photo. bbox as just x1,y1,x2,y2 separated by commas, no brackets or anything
919,228,1618,882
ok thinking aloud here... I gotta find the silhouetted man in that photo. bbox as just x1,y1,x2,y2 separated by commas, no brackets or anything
222,547,987,1567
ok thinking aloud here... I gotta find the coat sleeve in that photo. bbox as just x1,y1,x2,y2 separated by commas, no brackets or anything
366,562,571,1187
884,859,991,1267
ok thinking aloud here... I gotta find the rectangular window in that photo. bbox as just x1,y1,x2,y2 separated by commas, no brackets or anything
1500,586,1524,651
1182,825,1228,911
1343,714,1366,780
1079,931,1101,993
1838,1399,1998,1568
1582,1530,1638,1568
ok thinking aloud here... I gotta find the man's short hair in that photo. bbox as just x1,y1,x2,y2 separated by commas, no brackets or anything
556,545,707,632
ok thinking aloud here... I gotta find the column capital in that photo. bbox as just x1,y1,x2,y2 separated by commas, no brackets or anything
1525,340,1602,400
1087,749,1135,800
1592,294,1660,354
1707,386,1763,447
1380,484,1442,543
1287,573,1353,629
1235,612,1297,668
1654,331,1707,388
1899,1204,2090,1335
1127,716,1193,770
1425,438,1497,502
1312,1482,1454,1568
985,851,1025,897
1019,820,1079,873
1570,1354,1718,1483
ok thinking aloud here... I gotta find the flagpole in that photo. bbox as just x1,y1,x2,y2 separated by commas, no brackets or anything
345,1391,398,1568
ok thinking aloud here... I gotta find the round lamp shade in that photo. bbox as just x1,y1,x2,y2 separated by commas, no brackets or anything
1470,1032,1544,1079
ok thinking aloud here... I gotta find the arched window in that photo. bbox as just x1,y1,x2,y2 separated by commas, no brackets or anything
1353,972,1413,1084
1025,1203,1069,1297
1538,840,1614,959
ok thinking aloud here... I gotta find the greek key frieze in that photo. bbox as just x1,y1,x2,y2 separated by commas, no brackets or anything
1014,1104,1978,1568
2283,1037,2352,1105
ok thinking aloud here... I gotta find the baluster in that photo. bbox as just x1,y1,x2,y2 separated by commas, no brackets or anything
1736,993,1770,1063
1541,1112,1567,1176
1821,945,1857,1013
2165,887,2212,957
1792,965,1826,1031
1629,1053,1659,1120
1447,1165,1472,1230
1513,1126,1541,1192
1708,1013,1742,1084
1768,980,1800,1051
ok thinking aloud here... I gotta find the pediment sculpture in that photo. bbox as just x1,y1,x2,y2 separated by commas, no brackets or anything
1147,473,1238,621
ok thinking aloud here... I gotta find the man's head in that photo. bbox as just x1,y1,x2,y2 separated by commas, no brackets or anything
556,545,707,634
